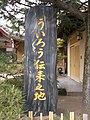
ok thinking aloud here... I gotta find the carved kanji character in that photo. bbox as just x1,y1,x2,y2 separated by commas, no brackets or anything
35,83,44,91
34,91,46,100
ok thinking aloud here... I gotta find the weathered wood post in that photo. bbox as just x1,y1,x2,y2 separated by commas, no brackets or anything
25,5,57,116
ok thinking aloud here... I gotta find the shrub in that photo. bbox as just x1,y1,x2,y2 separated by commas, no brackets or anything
0,80,24,120
0,51,24,75
5,76,24,91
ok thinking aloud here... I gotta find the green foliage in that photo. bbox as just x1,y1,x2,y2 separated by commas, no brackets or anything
6,77,24,90
0,52,12,73
0,0,25,35
60,15,77,34
0,0,7,6
0,0,83,37
0,52,10,64
57,38,66,59
57,11,83,41
70,0,80,3
0,51,24,119
0,51,24,74
57,38,64,48
0,80,24,120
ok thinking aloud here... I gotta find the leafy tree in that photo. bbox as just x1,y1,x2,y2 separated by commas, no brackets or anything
0,0,90,117
0,0,85,37
0,0,37,35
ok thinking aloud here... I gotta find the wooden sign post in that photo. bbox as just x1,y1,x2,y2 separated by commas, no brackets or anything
25,5,57,116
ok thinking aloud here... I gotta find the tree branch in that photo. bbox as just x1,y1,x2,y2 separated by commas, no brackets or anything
39,0,86,21
16,1,37,7
79,1,88,9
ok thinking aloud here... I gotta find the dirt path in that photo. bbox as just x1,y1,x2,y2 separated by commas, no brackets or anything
57,95,82,117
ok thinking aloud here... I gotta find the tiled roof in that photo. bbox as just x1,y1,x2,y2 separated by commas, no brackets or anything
0,27,10,39
0,27,24,42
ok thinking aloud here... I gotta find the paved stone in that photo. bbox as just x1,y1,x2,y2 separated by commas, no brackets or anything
57,75,82,93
